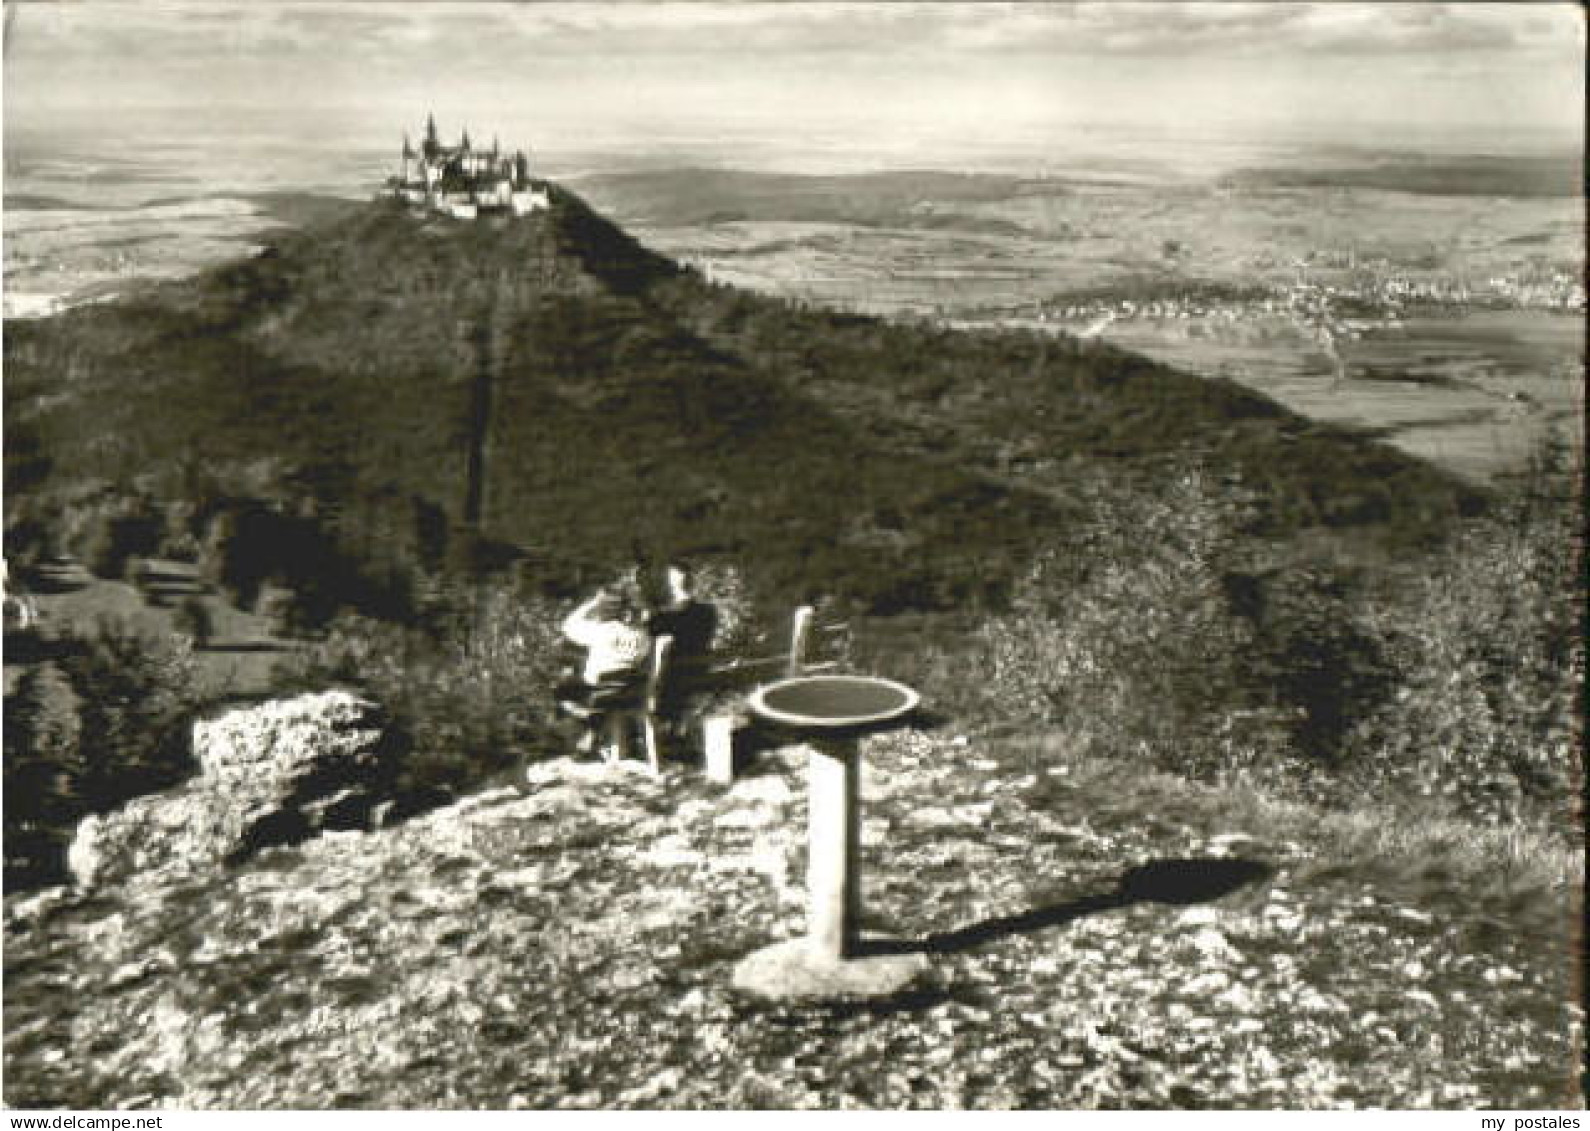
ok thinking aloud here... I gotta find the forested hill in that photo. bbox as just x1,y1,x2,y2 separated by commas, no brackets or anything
3,184,1483,617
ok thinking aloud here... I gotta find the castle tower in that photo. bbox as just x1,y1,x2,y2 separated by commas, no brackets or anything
423,113,440,161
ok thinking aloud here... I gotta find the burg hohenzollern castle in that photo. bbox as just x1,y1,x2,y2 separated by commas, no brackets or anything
386,115,550,219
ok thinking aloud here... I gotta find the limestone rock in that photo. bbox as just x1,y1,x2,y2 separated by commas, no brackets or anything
67,691,385,890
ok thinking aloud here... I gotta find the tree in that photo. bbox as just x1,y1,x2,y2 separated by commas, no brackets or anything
60,615,200,809
89,505,164,580
173,595,218,650
3,662,85,889
7,661,82,773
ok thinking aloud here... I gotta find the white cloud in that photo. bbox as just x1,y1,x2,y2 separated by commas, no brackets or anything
9,1,1581,62
6,2,1580,144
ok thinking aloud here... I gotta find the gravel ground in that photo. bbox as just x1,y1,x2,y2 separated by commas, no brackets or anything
4,727,1581,1109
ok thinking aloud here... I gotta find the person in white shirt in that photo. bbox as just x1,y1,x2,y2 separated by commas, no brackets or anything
561,588,652,686
554,587,654,755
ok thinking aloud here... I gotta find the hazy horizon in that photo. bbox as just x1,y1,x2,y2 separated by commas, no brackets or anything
4,2,1584,180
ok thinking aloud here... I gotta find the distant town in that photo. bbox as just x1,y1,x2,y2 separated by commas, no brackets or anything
1026,263,1585,327
917,258,1588,350
385,115,550,220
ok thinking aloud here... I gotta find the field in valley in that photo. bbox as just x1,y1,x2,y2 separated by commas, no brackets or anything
575,163,1583,483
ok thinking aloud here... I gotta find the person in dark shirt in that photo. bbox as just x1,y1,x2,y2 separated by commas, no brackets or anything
645,563,719,723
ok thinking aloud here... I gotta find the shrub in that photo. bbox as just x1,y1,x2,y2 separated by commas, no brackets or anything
172,595,218,649
255,586,301,638
70,500,166,580
7,661,82,770
967,469,1285,780
4,664,85,883
683,561,757,655
1247,566,1398,770
277,583,567,813
4,619,201,890
59,615,201,810
1343,449,1584,827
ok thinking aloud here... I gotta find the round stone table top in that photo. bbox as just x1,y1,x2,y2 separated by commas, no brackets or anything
747,675,920,733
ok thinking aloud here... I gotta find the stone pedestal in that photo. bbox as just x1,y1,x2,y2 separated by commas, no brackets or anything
732,737,927,1000
806,736,860,958
730,935,927,1001
703,715,736,785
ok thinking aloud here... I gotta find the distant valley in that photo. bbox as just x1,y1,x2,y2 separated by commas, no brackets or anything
572,161,1583,483
4,183,1484,619
4,145,1582,481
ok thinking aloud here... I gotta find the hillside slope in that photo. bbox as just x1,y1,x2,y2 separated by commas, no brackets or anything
5,184,1483,614
4,189,1070,606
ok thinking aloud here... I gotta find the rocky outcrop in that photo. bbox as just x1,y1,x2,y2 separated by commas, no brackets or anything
6,725,1578,1110
68,691,386,890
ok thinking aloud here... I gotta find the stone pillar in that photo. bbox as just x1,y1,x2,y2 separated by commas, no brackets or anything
703,715,736,785
807,736,861,958
730,720,927,1001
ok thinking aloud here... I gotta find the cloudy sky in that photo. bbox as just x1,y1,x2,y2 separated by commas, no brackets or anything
4,2,1584,163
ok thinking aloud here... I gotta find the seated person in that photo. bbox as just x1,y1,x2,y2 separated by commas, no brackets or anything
644,563,719,722
554,587,654,748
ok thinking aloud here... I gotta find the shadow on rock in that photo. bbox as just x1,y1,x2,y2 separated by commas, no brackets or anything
859,856,1274,957
1115,856,1274,905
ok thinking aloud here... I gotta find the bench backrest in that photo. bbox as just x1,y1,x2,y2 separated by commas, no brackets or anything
787,605,851,675
708,605,850,680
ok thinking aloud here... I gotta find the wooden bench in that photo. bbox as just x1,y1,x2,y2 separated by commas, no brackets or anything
562,634,673,775
700,605,849,784
565,605,848,781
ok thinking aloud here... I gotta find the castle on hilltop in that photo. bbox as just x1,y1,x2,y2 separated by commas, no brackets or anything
387,115,550,219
